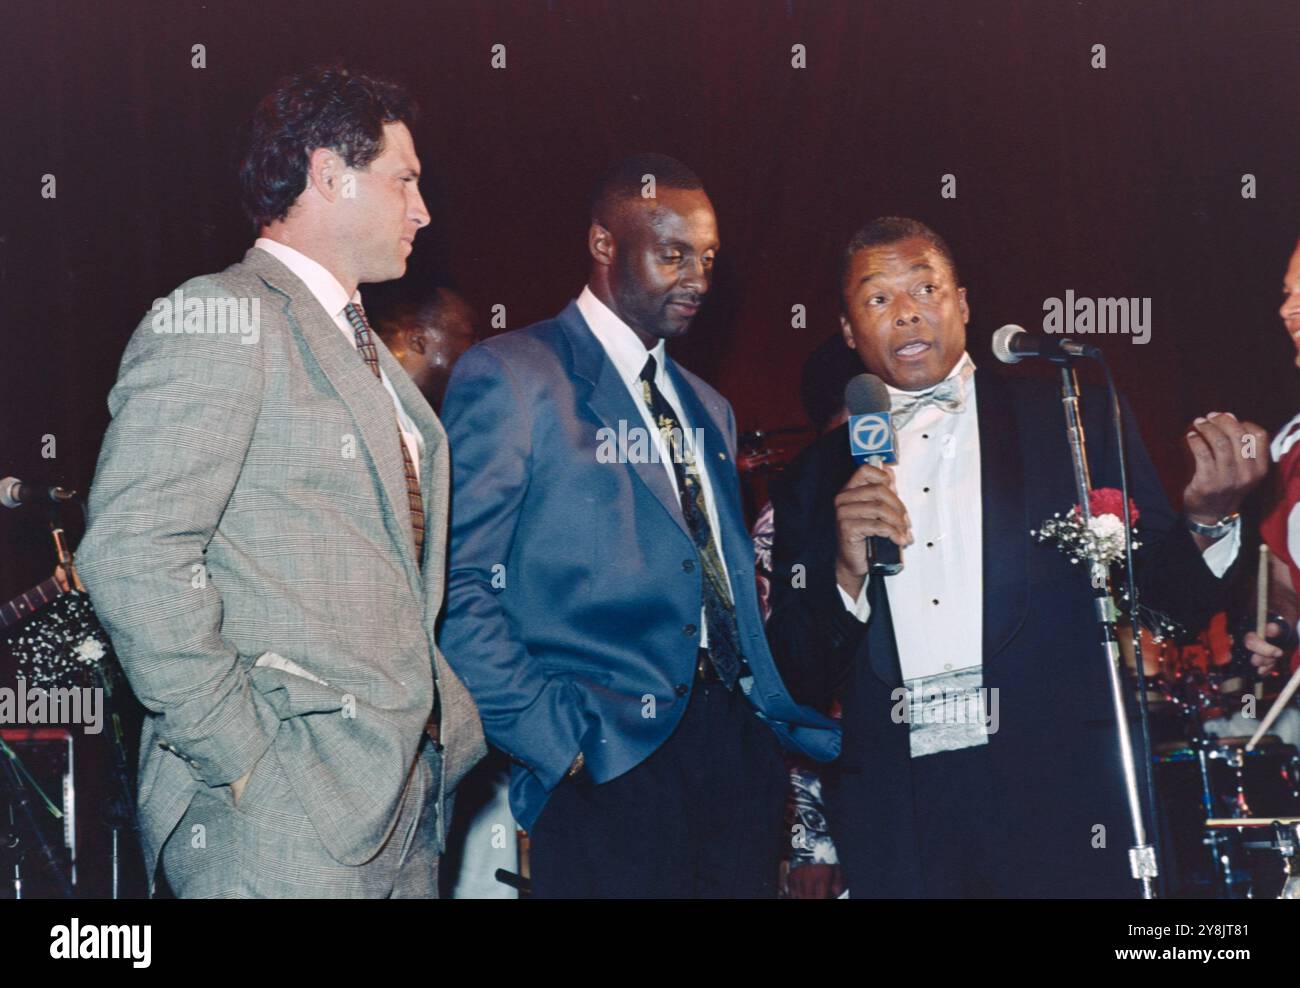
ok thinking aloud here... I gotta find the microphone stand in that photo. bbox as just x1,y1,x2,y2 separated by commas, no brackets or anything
0,738,74,898
1058,363,1158,898
51,509,140,899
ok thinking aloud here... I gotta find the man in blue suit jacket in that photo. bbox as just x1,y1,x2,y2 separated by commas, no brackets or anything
440,154,838,897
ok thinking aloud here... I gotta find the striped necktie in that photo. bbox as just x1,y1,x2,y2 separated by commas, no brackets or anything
342,301,425,560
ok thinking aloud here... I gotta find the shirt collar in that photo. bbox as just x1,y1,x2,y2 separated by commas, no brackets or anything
885,351,976,401
1272,411,1300,462
255,237,359,321
577,286,668,390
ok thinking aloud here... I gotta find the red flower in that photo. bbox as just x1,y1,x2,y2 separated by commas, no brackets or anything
1077,487,1140,524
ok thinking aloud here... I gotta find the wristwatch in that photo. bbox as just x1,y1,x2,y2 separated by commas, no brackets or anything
1186,512,1240,540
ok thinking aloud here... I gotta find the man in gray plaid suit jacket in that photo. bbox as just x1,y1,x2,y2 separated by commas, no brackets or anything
76,66,484,897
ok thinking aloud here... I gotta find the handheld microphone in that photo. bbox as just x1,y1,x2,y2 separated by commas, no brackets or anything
843,374,903,576
991,324,1100,364
0,477,79,509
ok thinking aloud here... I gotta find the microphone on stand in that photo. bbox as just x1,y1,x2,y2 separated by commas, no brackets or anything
991,324,1100,364
992,321,1165,894
0,477,79,509
844,374,903,576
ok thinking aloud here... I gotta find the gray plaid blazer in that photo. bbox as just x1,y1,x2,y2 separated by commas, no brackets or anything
77,246,485,885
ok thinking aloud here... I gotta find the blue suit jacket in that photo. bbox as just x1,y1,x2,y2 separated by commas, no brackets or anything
440,301,840,830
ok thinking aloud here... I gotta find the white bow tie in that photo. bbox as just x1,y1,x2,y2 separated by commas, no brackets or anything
891,375,968,428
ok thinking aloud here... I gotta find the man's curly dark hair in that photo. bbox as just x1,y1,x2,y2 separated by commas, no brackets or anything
238,64,418,229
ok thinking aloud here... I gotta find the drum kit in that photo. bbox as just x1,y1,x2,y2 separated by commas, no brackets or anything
1122,607,1300,898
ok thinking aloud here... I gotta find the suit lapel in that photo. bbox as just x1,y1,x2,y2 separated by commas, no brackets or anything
866,566,904,686
562,299,753,613
561,304,693,543
245,248,422,590
975,369,1030,661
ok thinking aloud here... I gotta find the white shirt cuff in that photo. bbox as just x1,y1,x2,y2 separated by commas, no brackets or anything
837,580,872,623
1200,516,1242,579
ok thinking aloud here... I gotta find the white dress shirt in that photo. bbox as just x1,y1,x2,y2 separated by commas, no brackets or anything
839,353,983,680
254,237,424,477
577,286,730,648
839,352,1240,683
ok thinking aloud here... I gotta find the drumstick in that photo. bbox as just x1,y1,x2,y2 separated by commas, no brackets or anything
1246,661,1300,750
1206,817,1300,828
1253,543,1263,637
1255,545,1269,701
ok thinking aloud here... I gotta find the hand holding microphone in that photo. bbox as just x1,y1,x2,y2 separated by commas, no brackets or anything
835,374,912,599
834,462,912,597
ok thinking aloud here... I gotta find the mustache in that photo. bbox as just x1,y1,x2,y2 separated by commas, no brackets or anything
667,294,703,306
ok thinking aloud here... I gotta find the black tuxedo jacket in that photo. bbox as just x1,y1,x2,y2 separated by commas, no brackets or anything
765,368,1232,897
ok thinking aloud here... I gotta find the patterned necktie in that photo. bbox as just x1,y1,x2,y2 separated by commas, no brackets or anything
639,355,741,689
890,373,968,429
342,301,425,560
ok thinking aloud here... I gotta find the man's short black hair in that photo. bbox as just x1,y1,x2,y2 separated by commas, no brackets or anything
838,216,961,310
372,286,464,343
238,64,417,229
801,331,864,432
587,153,705,227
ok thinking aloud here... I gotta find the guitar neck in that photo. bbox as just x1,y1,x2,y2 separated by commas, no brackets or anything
0,577,66,631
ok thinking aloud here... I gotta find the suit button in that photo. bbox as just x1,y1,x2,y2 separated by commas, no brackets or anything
675,684,689,697
682,559,695,573
683,624,697,637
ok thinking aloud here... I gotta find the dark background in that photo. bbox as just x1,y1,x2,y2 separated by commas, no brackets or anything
3,0,1299,590
0,0,1296,898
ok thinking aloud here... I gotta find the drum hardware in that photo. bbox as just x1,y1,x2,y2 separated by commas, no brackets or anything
737,426,812,476
0,729,76,898
737,425,818,522
2,495,141,898
1246,653,1300,753
1204,819,1300,898
1154,736,1300,897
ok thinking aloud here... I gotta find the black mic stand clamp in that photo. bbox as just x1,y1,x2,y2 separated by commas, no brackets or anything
1057,363,1159,898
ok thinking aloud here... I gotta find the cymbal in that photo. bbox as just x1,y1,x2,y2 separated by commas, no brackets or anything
1152,735,1286,756
1208,735,1285,748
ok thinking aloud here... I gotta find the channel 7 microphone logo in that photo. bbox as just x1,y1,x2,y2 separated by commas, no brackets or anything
848,412,897,464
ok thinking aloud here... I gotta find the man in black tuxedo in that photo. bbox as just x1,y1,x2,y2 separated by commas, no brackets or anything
765,217,1268,897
